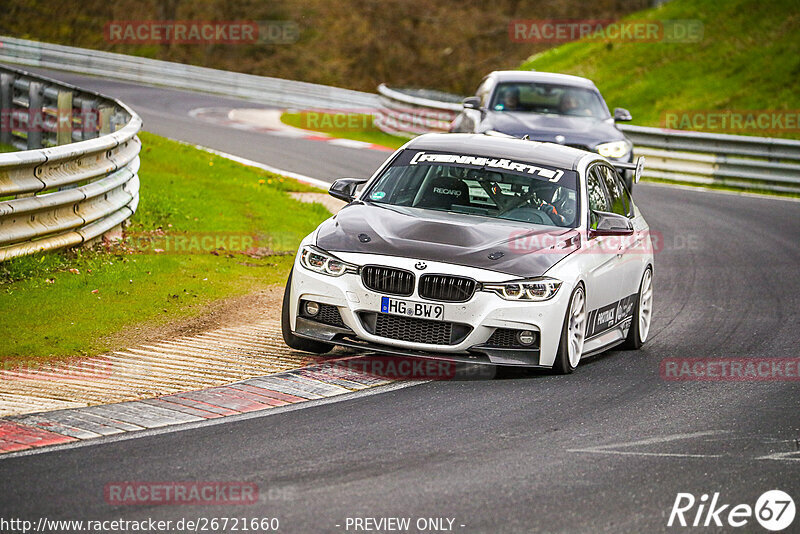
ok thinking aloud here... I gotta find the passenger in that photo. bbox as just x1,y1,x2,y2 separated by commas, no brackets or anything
559,93,593,116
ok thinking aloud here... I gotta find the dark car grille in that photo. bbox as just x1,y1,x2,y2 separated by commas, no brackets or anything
361,265,414,296
376,314,452,345
418,274,477,302
316,304,346,328
359,312,472,346
301,301,346,328
486,328,539,348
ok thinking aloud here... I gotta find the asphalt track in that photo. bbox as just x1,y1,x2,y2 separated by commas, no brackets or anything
1,68,799,533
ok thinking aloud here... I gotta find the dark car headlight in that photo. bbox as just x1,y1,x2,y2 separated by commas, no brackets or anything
482,277,562,301
300,245,359,277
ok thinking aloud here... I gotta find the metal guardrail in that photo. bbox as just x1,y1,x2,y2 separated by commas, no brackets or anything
375,84,461,138
621,126,800,193
375,85,800,194
2,36,796,194
0,36,379,111
0,64,141,261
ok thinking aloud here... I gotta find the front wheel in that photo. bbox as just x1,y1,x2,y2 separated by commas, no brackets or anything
281,269,334,354
552,285,586,374
622,267,653,350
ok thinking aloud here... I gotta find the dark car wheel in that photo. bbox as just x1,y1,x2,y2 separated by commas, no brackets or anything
281,269,334,354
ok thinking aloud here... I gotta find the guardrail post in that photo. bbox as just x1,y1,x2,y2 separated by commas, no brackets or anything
56,90,73,145
110,111,121,133
1,73,13,146
99,105,112,135
27,81,43,149
80,98,98,140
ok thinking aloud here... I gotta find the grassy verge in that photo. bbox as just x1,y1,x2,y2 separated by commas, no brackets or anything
0,131,331,360
280,111,408,149
520,0,800,139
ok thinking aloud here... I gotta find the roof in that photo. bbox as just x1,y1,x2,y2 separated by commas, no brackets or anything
404,133,593,170
487,70,598,90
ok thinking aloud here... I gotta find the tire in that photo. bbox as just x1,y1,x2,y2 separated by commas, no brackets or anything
552,285,587,375
622,267,653,350
281,269,334,354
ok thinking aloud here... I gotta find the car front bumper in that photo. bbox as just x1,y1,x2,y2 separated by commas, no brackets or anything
288,251,575,368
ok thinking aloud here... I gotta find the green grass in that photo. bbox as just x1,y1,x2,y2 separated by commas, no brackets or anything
519,0,800,139
281,111,408,149
0,143,17,153
0,132,331,360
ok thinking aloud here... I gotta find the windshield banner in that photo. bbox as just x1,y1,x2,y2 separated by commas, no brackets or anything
397,149,577,189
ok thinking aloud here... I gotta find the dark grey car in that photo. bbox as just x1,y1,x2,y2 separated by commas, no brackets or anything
450,71,636,189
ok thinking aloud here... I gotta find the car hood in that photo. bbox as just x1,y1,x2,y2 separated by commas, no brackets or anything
315,203,580,278
480,112,626,148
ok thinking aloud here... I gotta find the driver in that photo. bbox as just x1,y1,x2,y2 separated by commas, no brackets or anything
531,182,571,226
500,87,520,111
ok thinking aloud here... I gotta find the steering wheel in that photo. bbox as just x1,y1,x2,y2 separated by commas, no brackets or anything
537,200,567,226
500,207,551,225
497,189,566,225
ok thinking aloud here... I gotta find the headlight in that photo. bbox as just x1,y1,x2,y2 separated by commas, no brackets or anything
482,277,562,301
596,140,632,159
299,245,359,277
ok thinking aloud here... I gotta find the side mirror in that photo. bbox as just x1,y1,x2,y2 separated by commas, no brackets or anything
614,108,632,122
463,96,481,110
329,178,367,203
610,155,645,187
634,156,645,184
590,211,634,237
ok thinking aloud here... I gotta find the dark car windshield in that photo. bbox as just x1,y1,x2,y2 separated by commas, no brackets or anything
490,82,609,119
364,149,580,228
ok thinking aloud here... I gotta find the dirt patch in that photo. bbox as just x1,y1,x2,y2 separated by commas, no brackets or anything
101,190,343,352
290,192,345,214
104,285,286,351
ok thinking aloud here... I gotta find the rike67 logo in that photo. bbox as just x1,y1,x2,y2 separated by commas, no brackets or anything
668,490,795,531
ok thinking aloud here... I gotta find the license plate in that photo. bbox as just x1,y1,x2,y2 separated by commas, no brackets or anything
381,296,444,320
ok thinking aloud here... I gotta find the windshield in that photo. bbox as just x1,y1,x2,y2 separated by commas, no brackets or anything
364,149,580,228
490,82,609,119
